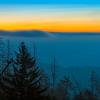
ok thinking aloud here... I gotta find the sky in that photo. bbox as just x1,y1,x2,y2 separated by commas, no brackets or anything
0,0,100,4
0,0,100,32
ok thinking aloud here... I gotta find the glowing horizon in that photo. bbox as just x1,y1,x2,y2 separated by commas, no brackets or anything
0,4,100,32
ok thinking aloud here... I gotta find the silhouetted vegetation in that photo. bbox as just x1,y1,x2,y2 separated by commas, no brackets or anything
0,42,49,100
73,89,97,100
0,42,99,100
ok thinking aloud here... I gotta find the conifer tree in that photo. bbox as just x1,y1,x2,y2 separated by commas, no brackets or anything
0,42,48,100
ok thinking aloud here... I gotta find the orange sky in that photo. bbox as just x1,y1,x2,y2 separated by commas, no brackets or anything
0,5,100,32
0,21,100,32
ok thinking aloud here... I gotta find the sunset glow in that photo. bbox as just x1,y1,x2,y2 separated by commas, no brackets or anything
0,4,100,32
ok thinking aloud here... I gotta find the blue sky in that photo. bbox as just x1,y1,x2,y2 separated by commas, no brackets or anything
0,0,100,5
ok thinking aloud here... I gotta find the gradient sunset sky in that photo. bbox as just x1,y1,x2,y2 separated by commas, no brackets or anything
0,0,100,32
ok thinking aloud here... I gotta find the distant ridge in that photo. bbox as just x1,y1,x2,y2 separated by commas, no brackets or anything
0,30,53,37
51,32,100,35
0,30,100,37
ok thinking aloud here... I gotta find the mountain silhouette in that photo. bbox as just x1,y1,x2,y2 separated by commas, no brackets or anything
0,30,53,37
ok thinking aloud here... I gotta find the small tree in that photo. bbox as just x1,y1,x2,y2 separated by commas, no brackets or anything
0,42,48,100
56,76,74,100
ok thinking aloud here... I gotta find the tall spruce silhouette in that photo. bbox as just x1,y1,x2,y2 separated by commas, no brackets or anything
0,42,48,100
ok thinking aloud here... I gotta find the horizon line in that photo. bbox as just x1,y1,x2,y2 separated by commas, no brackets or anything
0,29,100,33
